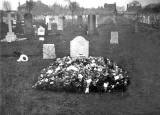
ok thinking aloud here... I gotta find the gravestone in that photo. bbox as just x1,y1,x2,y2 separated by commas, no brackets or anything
38,26,45,36
5,13,17,42
24,13,33,35
48,19,52,30
88,14,96,34
43,44,56,59
38,26,45,41
96,15,99,28
110,32,118,44
70,36,89,58
77,15,83,25
57,17,63,31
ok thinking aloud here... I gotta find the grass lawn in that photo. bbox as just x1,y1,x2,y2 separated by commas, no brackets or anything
1,16,160,115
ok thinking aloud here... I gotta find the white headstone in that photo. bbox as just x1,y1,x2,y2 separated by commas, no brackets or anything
48,19,52,30
70,36,89,58
39,37,45,41
110,32,118,44
57,17,63,31
96,15,99,28
43,44,56,59
38,26,45,36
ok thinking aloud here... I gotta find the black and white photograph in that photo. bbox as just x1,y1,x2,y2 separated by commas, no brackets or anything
0,0,160,114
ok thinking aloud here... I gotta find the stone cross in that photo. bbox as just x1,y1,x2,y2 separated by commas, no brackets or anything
4,13,17,42
8,13,12,33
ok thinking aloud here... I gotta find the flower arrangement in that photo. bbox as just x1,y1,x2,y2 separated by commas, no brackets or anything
33,56,130,93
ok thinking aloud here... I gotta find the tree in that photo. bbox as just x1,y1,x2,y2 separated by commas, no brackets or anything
128,1,141,7
3,0,11,12
65,0,79,24
26,0,34,13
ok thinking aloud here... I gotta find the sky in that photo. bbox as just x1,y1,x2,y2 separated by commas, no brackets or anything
0,0,160,10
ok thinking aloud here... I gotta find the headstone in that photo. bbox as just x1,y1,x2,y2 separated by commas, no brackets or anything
48,19,52,30
57,17,63,31
38,26,45,36
70,36,89,58
96,15,99,28
77,15,83,25
43,44,56,59
5,13,17,42
45,15,50,25
24,13,33,35
39,37,44,41
88,14,96,34
110,32,118,44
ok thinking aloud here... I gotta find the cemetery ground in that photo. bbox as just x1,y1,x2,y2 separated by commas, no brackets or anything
1,17,160,115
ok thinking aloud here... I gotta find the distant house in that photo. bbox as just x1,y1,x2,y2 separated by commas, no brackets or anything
104,3,117,15
126,1,142,13
124,1,142,20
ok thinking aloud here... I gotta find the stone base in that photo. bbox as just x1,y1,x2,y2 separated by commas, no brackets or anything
5,32,17,42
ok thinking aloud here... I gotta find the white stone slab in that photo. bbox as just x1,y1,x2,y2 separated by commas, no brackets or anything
48,20,52,30
38,26,45,36
57,18,63,30
5,32,17,42
70,36,89,58
43,44,56,59
110,32,118,44
39,37,45,41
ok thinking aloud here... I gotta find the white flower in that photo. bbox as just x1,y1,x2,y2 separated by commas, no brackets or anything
86,79,92,84
103,82,109,88
85,87,89,94
91,63,96,67
55,66,61,72
47,69,53,74
50,82,54,84
114,75,120,80
119,74,124,79
66,65,78,71
78,74,83,80
50,77,55,80
44,78,48,82
97,68,102,72
40,74,43,78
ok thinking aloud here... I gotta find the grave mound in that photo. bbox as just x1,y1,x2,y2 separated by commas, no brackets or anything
33,56,130,93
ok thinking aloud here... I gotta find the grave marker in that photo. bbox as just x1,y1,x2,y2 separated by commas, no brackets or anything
5,13,17,42
43,44,56,59
38,26,45,36
70,36,89,58
48,19,52,30
110,32,118,44
57,17,63,31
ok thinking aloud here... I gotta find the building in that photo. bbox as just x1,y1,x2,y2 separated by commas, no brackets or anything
104,3,117,15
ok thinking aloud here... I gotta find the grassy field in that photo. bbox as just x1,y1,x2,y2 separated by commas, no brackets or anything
1,16,160,115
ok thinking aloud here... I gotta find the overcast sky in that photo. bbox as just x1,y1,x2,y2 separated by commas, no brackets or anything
0,0,160,10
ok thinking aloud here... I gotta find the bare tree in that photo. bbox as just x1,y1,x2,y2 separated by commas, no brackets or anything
3,0,11,12
26,0,34,13
65,0,79,24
